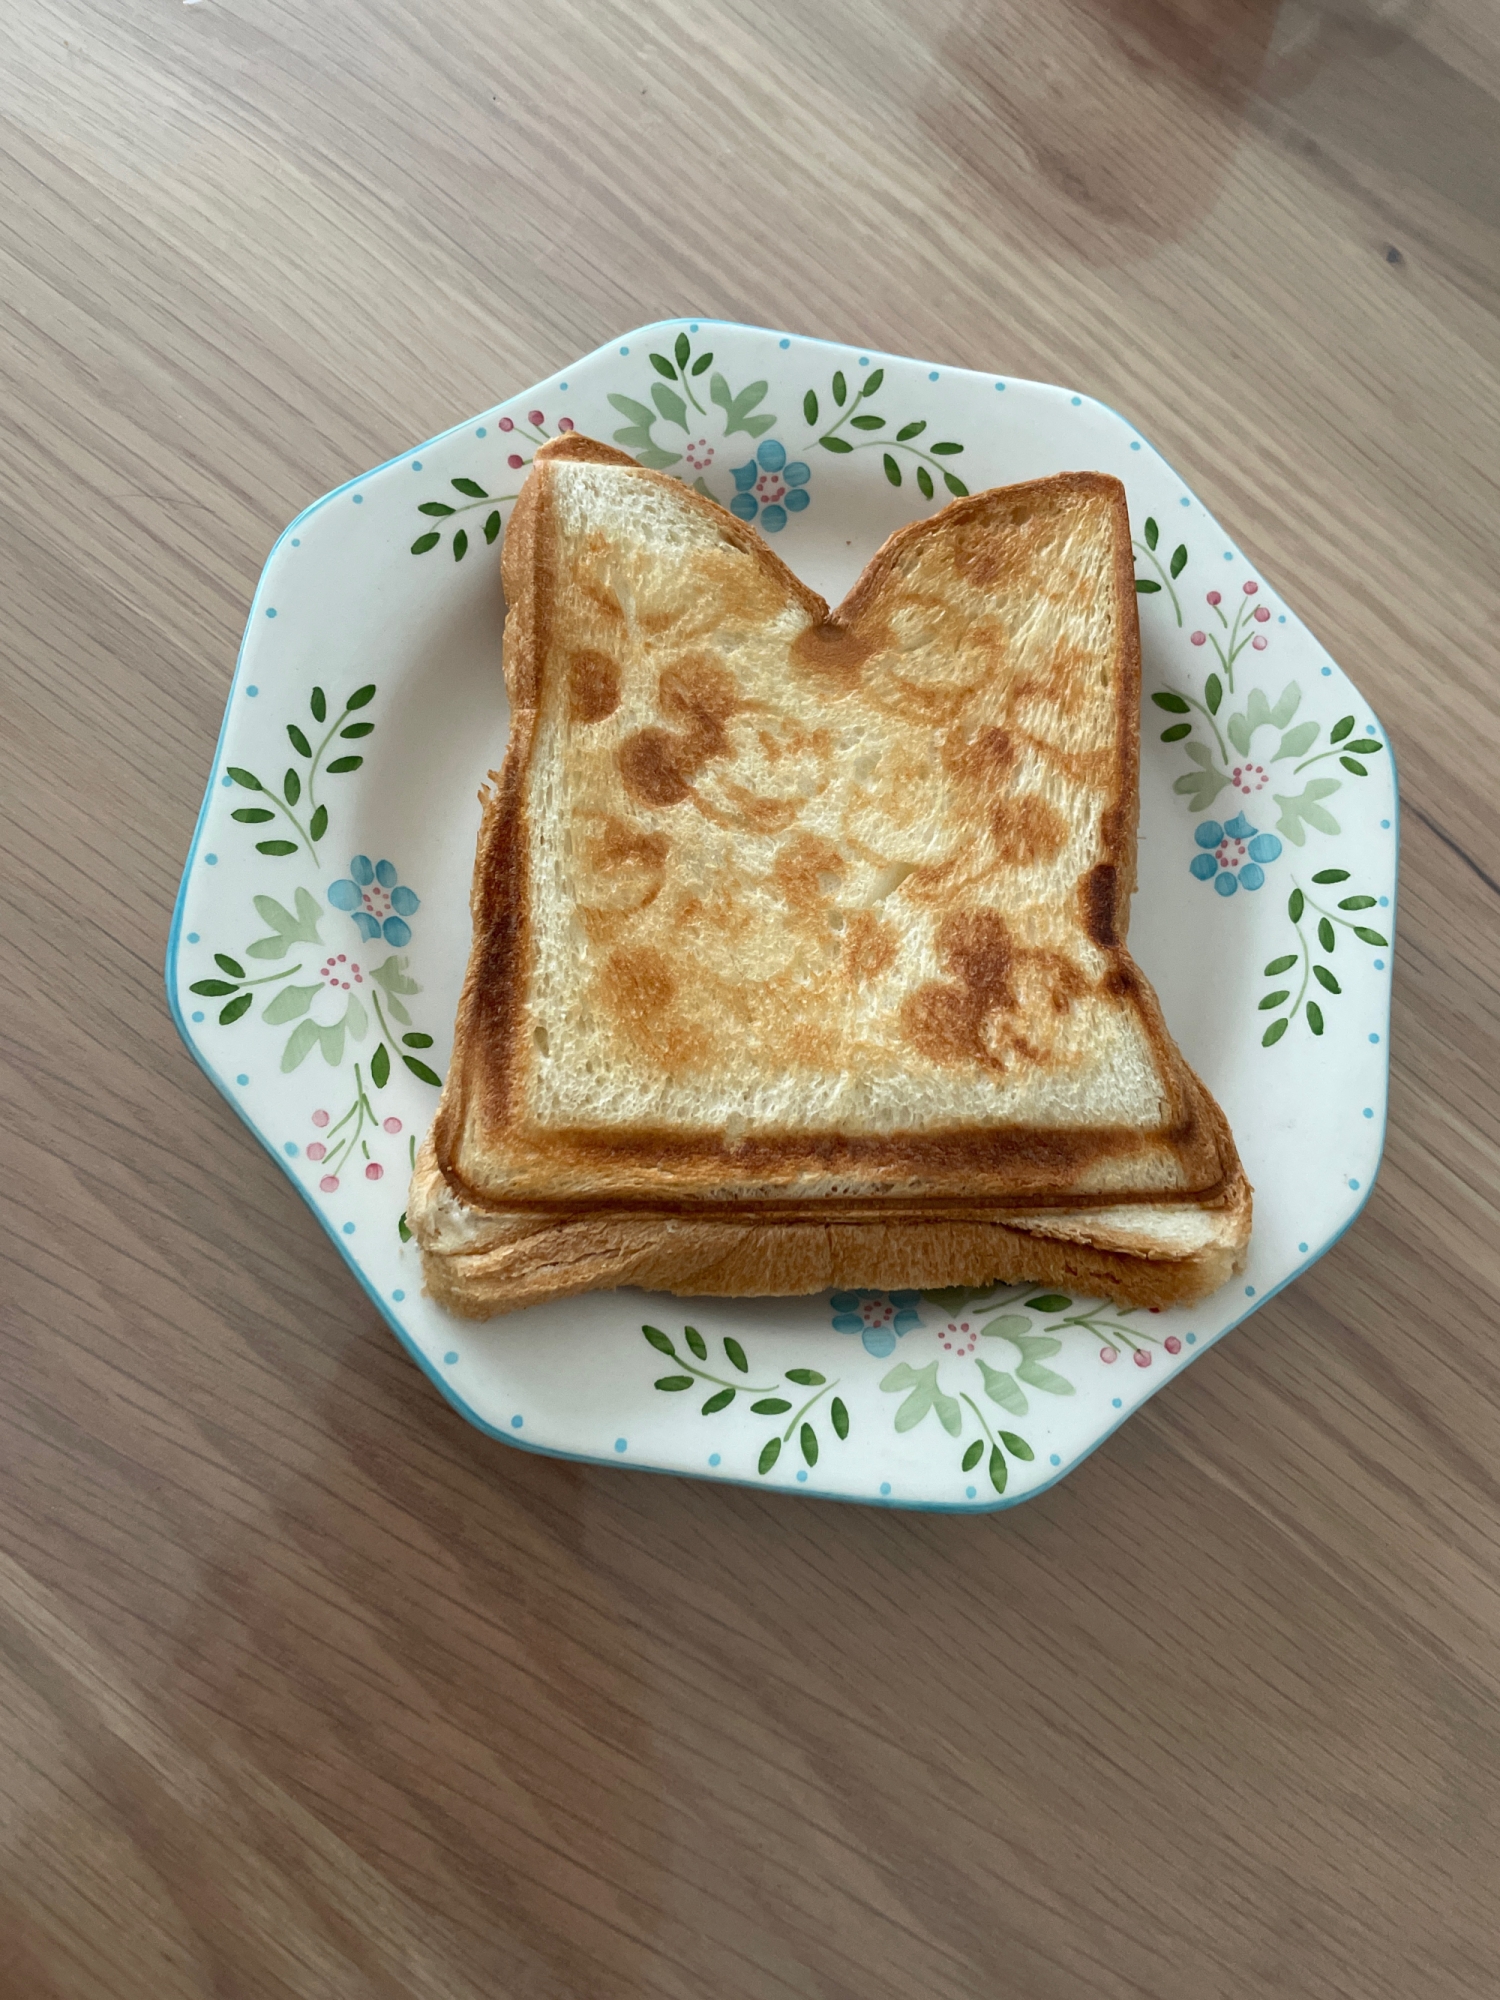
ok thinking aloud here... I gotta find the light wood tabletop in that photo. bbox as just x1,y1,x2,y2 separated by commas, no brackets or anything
5,2,1499,1994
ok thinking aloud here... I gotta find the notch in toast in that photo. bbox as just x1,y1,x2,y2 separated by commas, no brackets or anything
414,435,1250,1314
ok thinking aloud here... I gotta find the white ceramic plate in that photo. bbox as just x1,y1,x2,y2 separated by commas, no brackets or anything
168,320,1396,1510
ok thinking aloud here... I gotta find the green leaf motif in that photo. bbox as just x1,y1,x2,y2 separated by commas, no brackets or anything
785,1367,825,1385
1330,716,1355,742
1153,692,1189,714
1263,1017,1289,1047
398,1211,411,1244
685,1326,708,1361
1339,894,1376,910
371,1041,390,1088
1206,674,1223,714
1318,917,1336,952
327,755,363,774
655,1376,694,1392
1274,720,1320,762
1344,739,1383,755
819,435,854,454
226,766,262,791
214,953,245,979
256,840,297,857
402,1053,442,1086
988,1446,1007,1495
1274,782,1341,845
880,1360,961,1436
979,1312,1032,1340
1170,544,1188,579
484,511,501,545
931,441,963,456
347,684,376,710
410,532,440,555
452,529,468,562
247,887,323,958
1340,757,1367,776
751,1397,791,1415
283,768,301,806
690,352,712,376
758,1437,781,1476
897,420,926,441
1013,1336,1073,1395
831,1397,849,1441
452,477,488,498
916,466,934,500
1136,580,1162,594
977,1358,1027,1416
851,413,885,430
262,982,319,1024
674,331,690,368
800,1424,818,1468
962,1439,983,1472
341,722,374,739
1307,1001,1325,1036
608,392,657,428
1260,990,1290,1010
310,688,327,724
709,372,774,437
702,1388,734,1414
832,370,847,406
418,501,455,517
999,1431,1034,1462
1289,887,1306,922
1313,965,1340,993
651,382,688,431
1144,517,1159,551
1264,954,1298,976
883,454,901,487
649,351,677,380
309,804,328,842
232,808,274,824
643,1325,676,1357
942,472,969,497
401,1032,433,1047
1353,926,1389,947
369,954,419,997
1026,1294,1071,1314
862,367,884,397
803,389,818,425
219,992,252,1025
725,1336,748,1373
1312,868,1350,884
280,1017,323,1072
189,979,238,996
1160,723,1191,742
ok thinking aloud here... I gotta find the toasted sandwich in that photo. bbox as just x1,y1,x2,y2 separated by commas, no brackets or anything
410,434,1250,1316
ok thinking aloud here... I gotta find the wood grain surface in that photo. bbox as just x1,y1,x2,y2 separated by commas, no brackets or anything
4,2,1499,1993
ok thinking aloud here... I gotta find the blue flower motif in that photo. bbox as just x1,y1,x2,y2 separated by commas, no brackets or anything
328,855,421,944
829,1289,923,1358
1189,813,1282,896
728,439,811,533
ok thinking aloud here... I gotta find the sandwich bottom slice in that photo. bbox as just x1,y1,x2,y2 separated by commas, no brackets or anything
408,1117,1252,1321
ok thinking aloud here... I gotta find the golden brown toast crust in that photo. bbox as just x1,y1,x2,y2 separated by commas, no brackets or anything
430,437,1237,1221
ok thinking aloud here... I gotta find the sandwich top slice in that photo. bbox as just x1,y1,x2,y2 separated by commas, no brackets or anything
413,434,1250,1315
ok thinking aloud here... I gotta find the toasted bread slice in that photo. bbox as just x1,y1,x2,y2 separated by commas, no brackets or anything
414,435,1251,1314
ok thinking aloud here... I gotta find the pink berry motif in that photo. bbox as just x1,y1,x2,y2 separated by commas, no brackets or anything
319,954,363,993
938,1319,979,1358
1229,761,1269,796
1164,1335,1183,1355
1100,1345,1119,1365
1133,1349,1153,1368
410,408,569,561
683,438,715,472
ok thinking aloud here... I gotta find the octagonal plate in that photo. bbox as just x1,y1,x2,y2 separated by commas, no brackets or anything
168,319,1396,1509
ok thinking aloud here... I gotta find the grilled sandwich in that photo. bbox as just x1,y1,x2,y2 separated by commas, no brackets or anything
410,434,1250,1316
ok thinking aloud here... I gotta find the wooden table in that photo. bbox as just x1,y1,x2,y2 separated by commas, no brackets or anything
5,3,1499,1993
